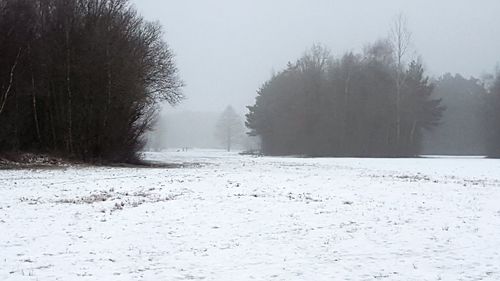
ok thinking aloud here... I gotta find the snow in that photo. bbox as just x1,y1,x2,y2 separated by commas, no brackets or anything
1,149,500,280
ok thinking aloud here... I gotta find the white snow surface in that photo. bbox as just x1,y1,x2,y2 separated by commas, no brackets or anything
1,150,500,280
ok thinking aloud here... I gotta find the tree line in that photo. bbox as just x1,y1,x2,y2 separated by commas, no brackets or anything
246,15,500,158
246,44,500,157
246,42,443,157
0,0,182,163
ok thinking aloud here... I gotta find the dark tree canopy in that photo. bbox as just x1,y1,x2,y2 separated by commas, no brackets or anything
0,0,182,162
247,44,444,157
486,72,500,158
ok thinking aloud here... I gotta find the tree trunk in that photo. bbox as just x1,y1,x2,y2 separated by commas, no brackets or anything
410,120,417,146
47,86,57,150
65,29,74,154
396,69,401,148
103,27,112,132
340,71,351,152
29,45,42,143
0,48,21,116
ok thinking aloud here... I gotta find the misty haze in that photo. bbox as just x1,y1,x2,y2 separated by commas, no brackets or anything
1,0,500,280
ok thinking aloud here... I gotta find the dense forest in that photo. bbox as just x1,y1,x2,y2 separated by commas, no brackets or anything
246,45,500,158
0,0,182,163
246,14,500,158
246,42,444,157
247,50,500,157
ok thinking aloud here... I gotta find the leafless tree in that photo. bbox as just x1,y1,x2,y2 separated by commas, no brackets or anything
216,106,244,152
390,13,412,149
0,0,183,162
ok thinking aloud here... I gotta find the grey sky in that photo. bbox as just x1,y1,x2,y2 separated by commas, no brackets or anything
133,0,500,114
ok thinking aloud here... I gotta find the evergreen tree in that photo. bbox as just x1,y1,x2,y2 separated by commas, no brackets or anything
400,61,444,155
246,45,443,157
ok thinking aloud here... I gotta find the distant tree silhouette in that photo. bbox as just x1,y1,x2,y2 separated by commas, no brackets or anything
215,106,244,152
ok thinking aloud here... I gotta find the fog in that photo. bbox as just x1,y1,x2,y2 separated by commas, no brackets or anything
133,0,500,150
134,0,499,113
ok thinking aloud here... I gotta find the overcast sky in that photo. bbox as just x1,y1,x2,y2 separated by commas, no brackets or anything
133,0,500,114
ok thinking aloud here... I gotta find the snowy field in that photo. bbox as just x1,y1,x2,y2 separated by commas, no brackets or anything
1,150,500,280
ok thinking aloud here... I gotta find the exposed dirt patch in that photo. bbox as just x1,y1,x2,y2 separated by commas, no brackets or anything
0,153,203,170
0,153,76,170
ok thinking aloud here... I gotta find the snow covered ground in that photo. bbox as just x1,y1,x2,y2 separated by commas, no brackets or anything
1,150,500,280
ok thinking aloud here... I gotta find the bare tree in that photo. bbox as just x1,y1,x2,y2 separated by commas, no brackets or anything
0,0,183,162
216,106,244,152
390,13,412,148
